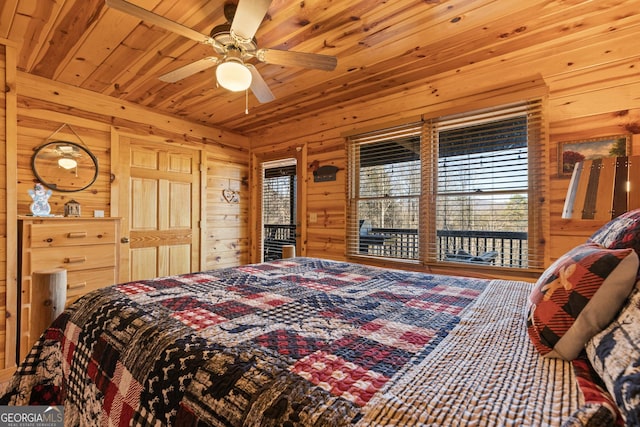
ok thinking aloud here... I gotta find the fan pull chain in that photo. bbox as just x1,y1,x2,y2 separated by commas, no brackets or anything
245,89,249,115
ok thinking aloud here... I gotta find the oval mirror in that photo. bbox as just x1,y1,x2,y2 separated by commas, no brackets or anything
31,141,99,192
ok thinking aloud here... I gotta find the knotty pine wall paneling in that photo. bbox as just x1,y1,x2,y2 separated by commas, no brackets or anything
250,78,550,282
204,157,249,269
4,68,250,372
16,116,112,217
249,28,640,280
1,38,18,376
0,45,6,371
305,140,347,258
15,72,251,220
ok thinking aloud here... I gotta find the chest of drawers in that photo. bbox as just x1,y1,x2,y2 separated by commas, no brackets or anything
18,217,120,361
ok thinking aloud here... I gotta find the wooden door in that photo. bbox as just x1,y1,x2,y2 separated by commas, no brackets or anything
118,136,200,281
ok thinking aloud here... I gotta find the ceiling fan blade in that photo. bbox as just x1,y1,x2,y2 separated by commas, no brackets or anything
247,65,275,103
230,0,272,41
159,57,220,83
105,0,214,45
257,48,337,71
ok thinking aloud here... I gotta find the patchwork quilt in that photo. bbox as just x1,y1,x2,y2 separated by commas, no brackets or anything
0,258,581,426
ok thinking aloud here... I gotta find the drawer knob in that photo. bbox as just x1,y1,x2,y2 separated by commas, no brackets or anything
46,238,53,243
67,232,88,238
68,282,87,290
64,256,87,264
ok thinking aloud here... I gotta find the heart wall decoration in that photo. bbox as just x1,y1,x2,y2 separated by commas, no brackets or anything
222,188,239,204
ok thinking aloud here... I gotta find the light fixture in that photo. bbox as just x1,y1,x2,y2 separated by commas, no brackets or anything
562,155,639,220
58,157,78,170
215,49,252,92
57,144,74,154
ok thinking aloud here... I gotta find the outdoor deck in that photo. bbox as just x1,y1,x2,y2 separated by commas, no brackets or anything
264,224,528,267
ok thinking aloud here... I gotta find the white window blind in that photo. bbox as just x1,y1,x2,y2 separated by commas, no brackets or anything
347,99,546,269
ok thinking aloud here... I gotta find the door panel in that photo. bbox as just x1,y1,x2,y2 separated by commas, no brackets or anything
169,154,193,173
169,245,191,275
131,148,158,169
119,136,200,282
169,182,191,228
131,247,157,280
131,178,158,229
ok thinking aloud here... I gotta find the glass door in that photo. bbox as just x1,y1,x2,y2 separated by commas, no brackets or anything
262,159,297,261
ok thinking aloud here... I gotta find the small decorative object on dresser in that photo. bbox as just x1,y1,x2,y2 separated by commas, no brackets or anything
64,199,81,217
27,183,53,216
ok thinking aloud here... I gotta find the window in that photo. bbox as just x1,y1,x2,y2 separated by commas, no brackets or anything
347,123,422,260
347,100,546,269
263,162,297,261
432,111,531,268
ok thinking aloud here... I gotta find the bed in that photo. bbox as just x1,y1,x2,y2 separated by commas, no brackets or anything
2,207,640,427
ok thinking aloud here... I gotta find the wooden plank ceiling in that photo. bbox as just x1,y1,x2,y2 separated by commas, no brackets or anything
1,0,638,136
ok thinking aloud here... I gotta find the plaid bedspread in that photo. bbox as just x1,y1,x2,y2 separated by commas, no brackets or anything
0,258,580,426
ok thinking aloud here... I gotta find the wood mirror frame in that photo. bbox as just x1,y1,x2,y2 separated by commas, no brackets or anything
31,141,99,192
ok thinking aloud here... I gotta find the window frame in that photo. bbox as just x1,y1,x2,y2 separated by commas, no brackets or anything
347,99,547,271
346,122,423,262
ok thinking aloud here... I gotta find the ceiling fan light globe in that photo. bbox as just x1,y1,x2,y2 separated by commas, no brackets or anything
216,60,252,92
58,157,78,170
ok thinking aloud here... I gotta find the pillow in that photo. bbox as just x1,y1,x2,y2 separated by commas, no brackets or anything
527,243,638,360
586,286,640,425
588,208,640,257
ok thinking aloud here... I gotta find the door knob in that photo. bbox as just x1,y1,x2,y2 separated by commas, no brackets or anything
121,237,130,243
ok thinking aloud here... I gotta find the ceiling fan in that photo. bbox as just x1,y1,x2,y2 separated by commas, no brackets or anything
105,0,338,103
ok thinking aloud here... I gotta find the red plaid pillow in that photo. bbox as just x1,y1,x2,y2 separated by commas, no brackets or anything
527,243,638,360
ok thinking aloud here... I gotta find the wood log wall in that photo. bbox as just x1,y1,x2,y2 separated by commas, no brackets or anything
0,43,10,379
249,30,640,280
0,40,18,380
13,73,251,273
1,14,640,372
0,39,250,371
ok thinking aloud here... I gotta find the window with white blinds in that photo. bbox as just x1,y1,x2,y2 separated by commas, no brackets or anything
347,99,546,269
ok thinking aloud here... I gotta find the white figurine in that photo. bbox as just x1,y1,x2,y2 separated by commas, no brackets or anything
28,183,53,216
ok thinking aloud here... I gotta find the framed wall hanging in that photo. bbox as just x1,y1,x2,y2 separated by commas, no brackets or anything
558,134,630,176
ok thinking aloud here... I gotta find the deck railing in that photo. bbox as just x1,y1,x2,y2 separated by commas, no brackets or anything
437,229,529,268
263,224,297,261
359,227,529,268
264,224,529,267
360,227,419,259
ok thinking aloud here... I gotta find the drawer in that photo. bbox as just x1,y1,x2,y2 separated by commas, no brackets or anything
31,244,116,272
66,267,116,304
30,221,117,248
